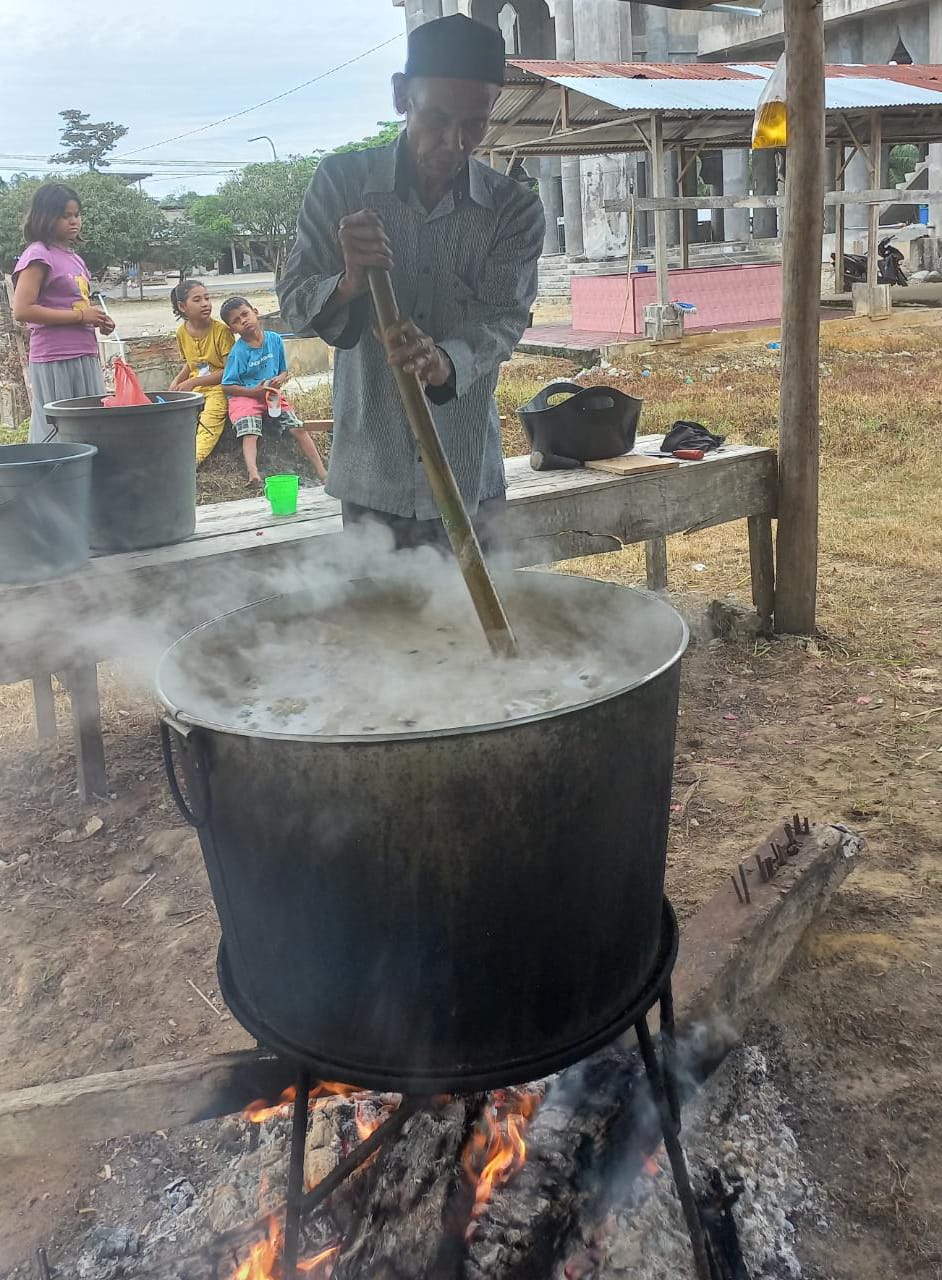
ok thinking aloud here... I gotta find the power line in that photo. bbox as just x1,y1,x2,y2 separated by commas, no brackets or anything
112,32,404,161
0,153,254,167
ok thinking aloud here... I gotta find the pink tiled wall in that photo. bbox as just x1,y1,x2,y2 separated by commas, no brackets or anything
571,264,783,334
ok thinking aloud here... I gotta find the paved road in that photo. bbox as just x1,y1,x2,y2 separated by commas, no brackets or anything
100,271,277,303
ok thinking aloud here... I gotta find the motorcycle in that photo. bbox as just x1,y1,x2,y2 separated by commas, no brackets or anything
833,236,908,290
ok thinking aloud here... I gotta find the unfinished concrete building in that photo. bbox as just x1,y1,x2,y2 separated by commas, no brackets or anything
394,0,942,277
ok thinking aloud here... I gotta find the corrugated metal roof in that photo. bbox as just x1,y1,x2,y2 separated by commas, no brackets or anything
508,60,761,81
539,66,942,113
509,59,942,98
550,75,763,112
488,62,942,154
825,76,942,107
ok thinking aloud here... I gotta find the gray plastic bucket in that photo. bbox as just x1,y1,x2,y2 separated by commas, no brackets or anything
44,392,202,552
0,442,98,584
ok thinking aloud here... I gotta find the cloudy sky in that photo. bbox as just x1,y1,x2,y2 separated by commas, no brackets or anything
0,0,407,195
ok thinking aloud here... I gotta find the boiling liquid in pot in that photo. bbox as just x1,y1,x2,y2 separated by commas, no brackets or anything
162,575,668,739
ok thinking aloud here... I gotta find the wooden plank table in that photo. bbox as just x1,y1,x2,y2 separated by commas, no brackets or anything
0,438,777,799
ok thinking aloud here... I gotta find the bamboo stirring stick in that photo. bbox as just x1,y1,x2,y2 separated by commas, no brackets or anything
367,268,518,659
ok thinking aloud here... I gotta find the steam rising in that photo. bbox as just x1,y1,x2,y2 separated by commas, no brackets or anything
6,520,686,736
156,530,687,739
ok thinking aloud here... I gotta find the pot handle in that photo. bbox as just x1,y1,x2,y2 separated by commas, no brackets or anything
160,716,211,829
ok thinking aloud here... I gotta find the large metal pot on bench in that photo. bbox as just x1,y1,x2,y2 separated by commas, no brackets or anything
157,572,687,1093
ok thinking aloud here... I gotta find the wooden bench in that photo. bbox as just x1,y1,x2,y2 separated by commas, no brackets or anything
0,438,777,800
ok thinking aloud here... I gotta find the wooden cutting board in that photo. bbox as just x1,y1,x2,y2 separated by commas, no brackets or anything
584,453,680,477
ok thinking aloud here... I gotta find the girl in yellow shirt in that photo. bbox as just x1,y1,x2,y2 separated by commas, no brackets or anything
168,279,235,464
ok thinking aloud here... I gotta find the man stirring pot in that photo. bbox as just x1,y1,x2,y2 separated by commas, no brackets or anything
278,15,544,551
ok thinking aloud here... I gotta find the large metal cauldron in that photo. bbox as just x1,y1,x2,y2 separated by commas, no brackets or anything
158,573,687,1092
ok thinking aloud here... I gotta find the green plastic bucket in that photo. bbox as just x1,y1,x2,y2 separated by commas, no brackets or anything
265,473,299,517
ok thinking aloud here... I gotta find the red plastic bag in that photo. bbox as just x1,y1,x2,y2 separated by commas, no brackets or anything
103,358,150,408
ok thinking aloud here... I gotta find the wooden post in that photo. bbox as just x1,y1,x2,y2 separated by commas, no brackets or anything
65,665,107,802
651,113,670,306
775,0,825,635
645,537,668,592
747,515,775,633
31,675,57,741
867,111,883,311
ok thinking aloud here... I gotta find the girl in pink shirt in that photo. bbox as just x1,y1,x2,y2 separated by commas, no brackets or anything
12,184,115,442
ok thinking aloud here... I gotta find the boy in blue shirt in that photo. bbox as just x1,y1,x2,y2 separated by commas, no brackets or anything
220,296,327,490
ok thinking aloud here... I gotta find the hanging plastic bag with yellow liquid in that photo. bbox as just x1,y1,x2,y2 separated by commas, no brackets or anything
752,54,787,149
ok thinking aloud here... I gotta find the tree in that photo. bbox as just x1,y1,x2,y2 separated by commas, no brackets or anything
50,109,128,171
68,173,163,276
0,173,162,276
0,176,41,272
217,157,320,278
151,197,234,280
160,191,201,209
333,121,401,154
888,144,921,190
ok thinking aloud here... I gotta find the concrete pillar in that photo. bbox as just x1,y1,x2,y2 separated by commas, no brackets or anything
844,147,870,234
929,0,942,240
722,149,750,242
554,0,584,257
645,7,678,246
538,159,563,255
822,146,836,236
752,148,778,240
573,0,633,260
831,20,869,234
404,0,443,29
680,150,698,254
645,4,669,60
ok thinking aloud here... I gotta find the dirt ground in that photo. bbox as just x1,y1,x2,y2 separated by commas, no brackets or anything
1,325,941,1274
106,282,278,340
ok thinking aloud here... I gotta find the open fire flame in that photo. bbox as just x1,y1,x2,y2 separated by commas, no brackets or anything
236,1083,540,1274
231,1216,339,1279
461,1087,541,1226
243,1081,360,1124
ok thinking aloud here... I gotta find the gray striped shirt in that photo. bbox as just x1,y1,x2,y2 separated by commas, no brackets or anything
278,139,544,519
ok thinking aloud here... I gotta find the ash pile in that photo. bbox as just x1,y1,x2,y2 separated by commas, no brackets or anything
30,1041,825,1280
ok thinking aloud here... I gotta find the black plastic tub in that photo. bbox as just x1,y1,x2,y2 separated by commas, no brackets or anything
0,442,97,584
517,381,643,463
44,392,201,551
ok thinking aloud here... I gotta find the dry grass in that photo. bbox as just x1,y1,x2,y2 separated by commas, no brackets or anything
486,321,942,670
4,316,941,699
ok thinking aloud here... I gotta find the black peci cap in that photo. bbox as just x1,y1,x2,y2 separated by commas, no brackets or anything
404,14,506,86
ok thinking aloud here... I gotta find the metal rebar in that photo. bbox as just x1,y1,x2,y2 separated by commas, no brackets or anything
792,813,801,836
35,1249,51,1280
635,1015,715,1280
659,986,683,1132
299,1096,425,1216
738,864,751,904
283,1070,312,1280
803,815,811,834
